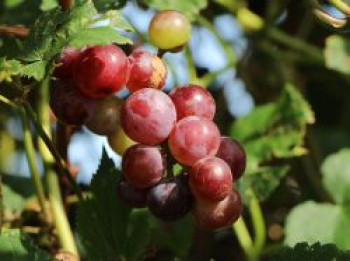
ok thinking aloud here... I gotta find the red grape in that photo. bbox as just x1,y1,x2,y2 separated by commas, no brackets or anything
122,144,165,188
190,157,232,202
116,178,148,208
149,10,191,51
53,47,81,80
121,88,177,145
49,80,93,126
192,189,242,230
216,137,246,180
85,97,123,136
127,49,167,93
74,45,130,98
168,116,220,166
147,175,193,221
169,84,216,120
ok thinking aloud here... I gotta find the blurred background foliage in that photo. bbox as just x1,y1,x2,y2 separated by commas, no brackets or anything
2,0,350,260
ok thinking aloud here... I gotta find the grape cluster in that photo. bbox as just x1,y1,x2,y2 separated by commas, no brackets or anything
50,10,246,230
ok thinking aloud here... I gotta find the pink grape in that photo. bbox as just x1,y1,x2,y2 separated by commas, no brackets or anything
192,189,242,230
168,116,220,166
127,49,167,93
53,47,81,80
216,137,246,180
121,88,177,145
122,144,165,188
116,178,148,208
190,157,232,202
169,84,216,120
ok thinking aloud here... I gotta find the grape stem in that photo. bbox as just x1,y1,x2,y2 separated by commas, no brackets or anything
23,102,83,200
19,106,51,223
232,188,266,261
36,76,78,256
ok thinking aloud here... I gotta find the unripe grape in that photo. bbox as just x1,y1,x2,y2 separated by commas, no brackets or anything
149,10,191,51
53,47,81,80
121,88,177,145
192,189,242,230
49,80,93,126
190,157,232,202
147,175,193,221
116,178,148,208
74,45,130,98
169,84,216,120
107,127,137,155
85,97,123,136
216,137,246,180
168,116,220,166
127,49,167,92
122,144,165,188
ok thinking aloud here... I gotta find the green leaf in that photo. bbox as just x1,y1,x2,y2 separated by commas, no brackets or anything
19,1,133,79
1,175,35,213
68,27,132,48
0,229,54,260
77,149,149,261
321,149,350,205
236,166,289,203
40,0,58,11
271,242,350,261
77,149,131,260
231,84,314,202
285,201,350,250
0,58,22,82
4,0,25,8
20,61,47,80
149,215,195,258
93,0,127,12
124,209,151,261
96,10,134,32
324,35,350,74
142,0,208,21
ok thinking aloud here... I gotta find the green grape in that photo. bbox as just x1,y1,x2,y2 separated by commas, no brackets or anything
107,127,137,155
148,10,191,51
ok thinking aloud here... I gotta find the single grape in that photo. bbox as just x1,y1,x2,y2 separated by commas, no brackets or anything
192,189,242,230
53,47,81,80
121,88,177,145
169,84,216,120
116,178,148,208
49,80,93,125
148,10,191,51
122,144,165,188
74,45,130,98
216,137,246,180
147,175,193,221
168,116,220,166
127,49,167,93
107,127,137,155
190,157,232,202
85,97,123,136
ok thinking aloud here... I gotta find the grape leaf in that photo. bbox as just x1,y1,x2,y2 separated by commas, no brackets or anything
285,202,350,250
0,229,54,260
40,0,58,11
231,84,314,202
77,149,150,261
20,61,47,81
271,242,350,261
149,215,195,258
324,35,350,75
141,0,208,21
93,0,127,12
321,149,350,205
68,27,132,48
18,1,133,80
0,58,21,82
